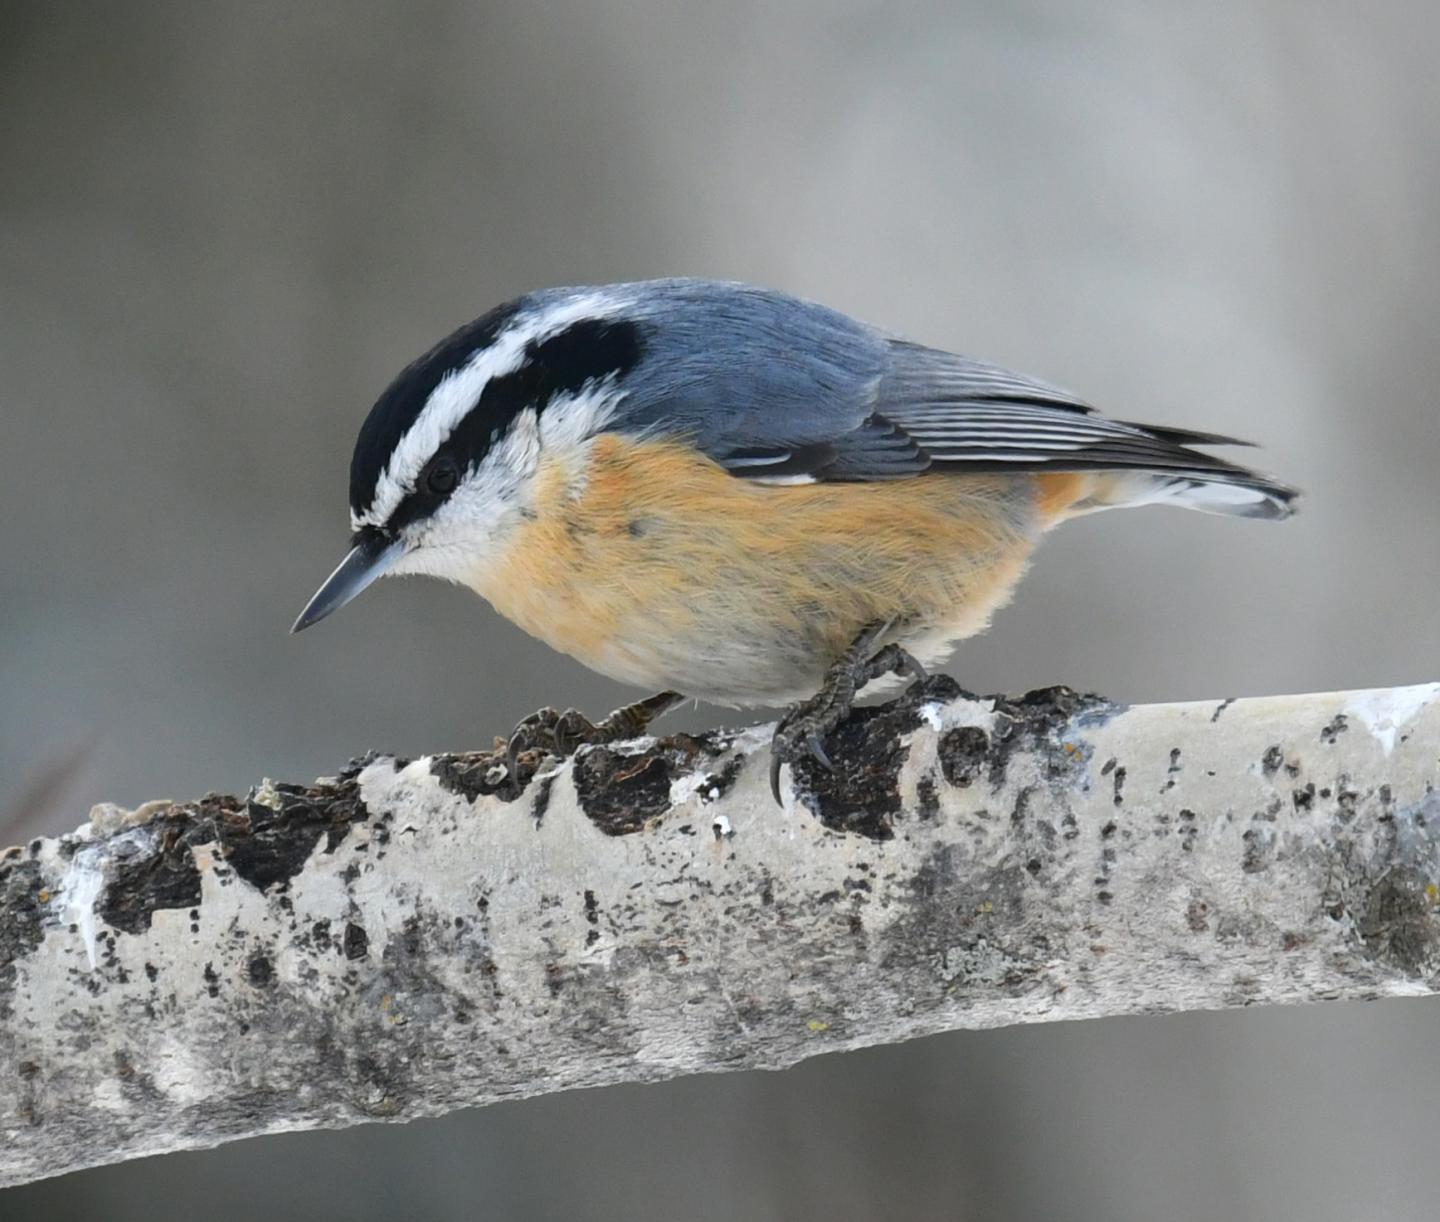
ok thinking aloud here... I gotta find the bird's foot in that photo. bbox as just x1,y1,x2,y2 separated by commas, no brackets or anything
769,622,927,803
502,690,686,788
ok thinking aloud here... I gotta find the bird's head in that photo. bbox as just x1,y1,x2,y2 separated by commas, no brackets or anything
292,287,646,632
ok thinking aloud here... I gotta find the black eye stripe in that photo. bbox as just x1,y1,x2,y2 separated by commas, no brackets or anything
370,315,646,533
424,457,459,495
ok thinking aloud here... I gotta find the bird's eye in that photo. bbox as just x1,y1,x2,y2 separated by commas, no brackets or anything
425,458,459,497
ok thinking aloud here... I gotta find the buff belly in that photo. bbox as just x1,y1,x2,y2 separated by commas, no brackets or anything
471,436,1071,706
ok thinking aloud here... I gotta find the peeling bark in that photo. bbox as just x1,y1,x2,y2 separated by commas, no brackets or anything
2,679,1438,1187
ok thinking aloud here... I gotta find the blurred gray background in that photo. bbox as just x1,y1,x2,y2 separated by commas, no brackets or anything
2,1,1436,1218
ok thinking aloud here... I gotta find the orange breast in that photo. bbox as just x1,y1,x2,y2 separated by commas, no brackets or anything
471,435,1046,701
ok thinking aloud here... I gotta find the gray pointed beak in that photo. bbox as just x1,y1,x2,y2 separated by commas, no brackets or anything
291,532,403,633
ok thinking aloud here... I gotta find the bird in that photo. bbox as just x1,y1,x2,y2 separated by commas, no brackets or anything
292,278,1297,801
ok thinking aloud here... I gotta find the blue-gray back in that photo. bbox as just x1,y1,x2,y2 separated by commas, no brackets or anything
597,278,1251,483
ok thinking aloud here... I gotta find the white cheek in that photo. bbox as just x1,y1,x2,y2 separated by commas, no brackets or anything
392,410,543,583
378,389,618,588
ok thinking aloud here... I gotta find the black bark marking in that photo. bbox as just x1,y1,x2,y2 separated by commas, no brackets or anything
572,731,737,836
88,777,368,939
343,922,370,960
916,774,940,820
247,953,275,988
573,749,674,835
700,756,745,803
530,774,556,826
939,726,991,788
0,859,46,1018
431,754,515,803
97,821,203,935
796,676,966,840
221,780,368,892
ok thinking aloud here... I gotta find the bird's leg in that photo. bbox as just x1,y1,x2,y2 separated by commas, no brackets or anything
769,621,927,803
504,690,686,784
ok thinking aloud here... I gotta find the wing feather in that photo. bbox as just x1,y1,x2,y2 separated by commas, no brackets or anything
608,280,1271,488
755,338,1265,483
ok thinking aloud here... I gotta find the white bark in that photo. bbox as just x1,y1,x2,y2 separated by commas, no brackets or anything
3,677,1439,1188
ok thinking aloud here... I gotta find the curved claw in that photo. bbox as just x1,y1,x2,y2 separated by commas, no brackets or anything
763,622,941,809
504,733,527,786
770,753,785,805
504,707,559,784
552,709,593,757
898,650,927,687
768,723,830,804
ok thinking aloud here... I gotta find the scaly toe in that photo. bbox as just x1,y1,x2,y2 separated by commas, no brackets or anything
504,692,685,786
551,709,598,756
766,620,927,805
768,710,839,803
504,707,561,783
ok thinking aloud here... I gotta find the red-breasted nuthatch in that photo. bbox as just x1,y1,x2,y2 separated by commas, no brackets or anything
293,279,1296,799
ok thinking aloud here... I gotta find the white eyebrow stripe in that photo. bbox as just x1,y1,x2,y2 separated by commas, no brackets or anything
354,291,622,529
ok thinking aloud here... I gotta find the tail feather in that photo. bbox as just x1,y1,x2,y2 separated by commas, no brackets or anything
1070,467,1299,522
1129,471,1297,519
1027,420,1300,523
1120,421,1257,449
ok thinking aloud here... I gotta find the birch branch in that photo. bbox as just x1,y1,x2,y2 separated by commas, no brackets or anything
3,677,1439,1188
